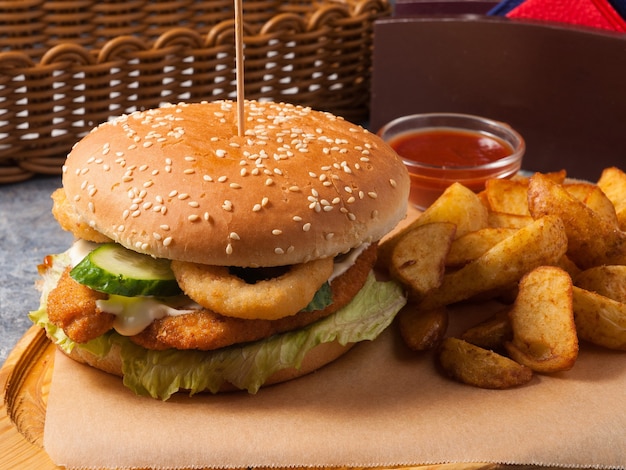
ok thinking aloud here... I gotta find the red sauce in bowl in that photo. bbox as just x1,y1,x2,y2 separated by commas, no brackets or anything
387,127,522,209
390,128,514,167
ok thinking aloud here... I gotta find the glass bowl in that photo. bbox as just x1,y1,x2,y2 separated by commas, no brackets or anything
378,113,525,210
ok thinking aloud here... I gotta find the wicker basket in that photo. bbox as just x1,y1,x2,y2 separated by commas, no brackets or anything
0,0,390,183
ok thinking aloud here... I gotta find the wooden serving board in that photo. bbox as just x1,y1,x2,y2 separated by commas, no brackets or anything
0,325,563,470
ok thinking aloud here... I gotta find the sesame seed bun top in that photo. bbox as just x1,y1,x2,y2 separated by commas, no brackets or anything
62,100,410,267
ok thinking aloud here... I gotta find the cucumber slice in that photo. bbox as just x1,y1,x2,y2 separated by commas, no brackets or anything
70,243,181,297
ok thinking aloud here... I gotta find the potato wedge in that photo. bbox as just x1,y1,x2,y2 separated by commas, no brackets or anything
597,167,626,231
597,166,626,213
528,173,626,268
379,182,486,268
510,169,567,185
446,227,517,267
437,337,533,389
461,308,512,350
418,182,489,237
487,211,533,229
419,215,568,311
389,222,456,300
572,286,626,350
575,265,626,303
505,266,578,373
397,304,448,351
582,186,619,225
485,178,530,216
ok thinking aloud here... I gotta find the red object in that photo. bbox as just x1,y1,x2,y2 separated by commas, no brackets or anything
507,0,626,32
390,129,513,167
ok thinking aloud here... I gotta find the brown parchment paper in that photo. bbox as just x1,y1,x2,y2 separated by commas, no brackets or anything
44,299,626,470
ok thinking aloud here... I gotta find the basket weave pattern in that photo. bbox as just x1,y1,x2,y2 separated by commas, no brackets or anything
0,0,390,183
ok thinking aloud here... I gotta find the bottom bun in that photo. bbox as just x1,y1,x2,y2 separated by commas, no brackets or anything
58,339,354,394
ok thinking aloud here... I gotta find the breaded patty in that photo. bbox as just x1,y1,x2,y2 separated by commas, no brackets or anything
51,188,112,243
46,244,377,350
47,268,114,343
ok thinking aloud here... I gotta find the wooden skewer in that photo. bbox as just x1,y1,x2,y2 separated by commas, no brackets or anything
234,0,245,137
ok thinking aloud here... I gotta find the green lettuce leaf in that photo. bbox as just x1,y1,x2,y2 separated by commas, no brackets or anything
30,250,406,400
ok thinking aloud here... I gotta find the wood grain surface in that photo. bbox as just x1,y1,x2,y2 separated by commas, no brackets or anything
0,325,576,470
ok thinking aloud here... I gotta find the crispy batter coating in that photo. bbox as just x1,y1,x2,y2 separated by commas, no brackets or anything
51,188,112,243
172,257,335,320
47,268,114,343
46,245,377,350
131,244,377,350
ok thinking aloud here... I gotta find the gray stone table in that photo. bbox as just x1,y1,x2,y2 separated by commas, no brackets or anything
0,176,73,366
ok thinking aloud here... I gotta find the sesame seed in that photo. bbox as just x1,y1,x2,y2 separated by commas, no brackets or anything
265,178,274,186
253,204,262,212
218,176,228,183
88,202,95,213
226,243,233,255
222,200,233,211
163,237,172,246
153,232,162,240
325,233,334,240
389,179,397,188
188,201,200,208
302,223,311,232
168,190,178,197
216,149,226,158
184,169,195,175
131,210,141,218
272,229,282,235
368,191,378,199
275,247,285,255
178,193,189,200
188,215,200,222
230,183,242,189
117,225,125,232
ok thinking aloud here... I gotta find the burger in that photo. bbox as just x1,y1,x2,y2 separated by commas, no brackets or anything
30,100,410,399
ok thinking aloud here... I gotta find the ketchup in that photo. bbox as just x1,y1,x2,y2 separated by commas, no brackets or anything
388,127,519,210
390,128,513,168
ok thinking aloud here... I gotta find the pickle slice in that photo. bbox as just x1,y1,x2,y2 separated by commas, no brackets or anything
70,243,181,297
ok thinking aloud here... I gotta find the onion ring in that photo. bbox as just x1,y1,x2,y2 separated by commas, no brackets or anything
171,257,334,320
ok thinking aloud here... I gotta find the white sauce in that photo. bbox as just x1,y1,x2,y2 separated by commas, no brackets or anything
329,243,369,283
68,239,100,267
96,295,199,336
69,240,368,336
